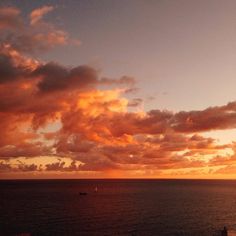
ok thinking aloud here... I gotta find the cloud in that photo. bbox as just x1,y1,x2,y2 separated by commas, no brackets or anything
30,5,54,25
34,63,98,93
0,7,22,30
0,161,41,172
1,6,236,177
214,165,236,175
0,6,70,54
0,162,12,171
0,54,27,84
45,161,66,171
128,98,143,107
100,76,135,86
1,50,236,173
6,30,68,53
18,162,39,171
0,142,48,159
171,102,236,133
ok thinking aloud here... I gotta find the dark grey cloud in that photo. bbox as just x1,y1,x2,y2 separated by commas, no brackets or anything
0,54,29,83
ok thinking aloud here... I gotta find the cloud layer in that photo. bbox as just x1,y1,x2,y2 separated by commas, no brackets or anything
1,5,236,178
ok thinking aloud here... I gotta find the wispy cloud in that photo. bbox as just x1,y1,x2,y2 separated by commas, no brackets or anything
30,5,54,25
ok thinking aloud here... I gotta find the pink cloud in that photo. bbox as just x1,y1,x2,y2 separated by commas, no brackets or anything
30,5,54,25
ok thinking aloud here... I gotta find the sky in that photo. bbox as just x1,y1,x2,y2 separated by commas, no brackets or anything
1,0,236,179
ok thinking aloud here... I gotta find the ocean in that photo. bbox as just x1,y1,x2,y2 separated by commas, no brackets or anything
0,179,236,235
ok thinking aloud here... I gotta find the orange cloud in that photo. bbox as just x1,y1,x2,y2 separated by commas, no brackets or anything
1,10,236,177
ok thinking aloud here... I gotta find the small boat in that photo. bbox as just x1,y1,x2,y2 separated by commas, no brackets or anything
79,192,87,195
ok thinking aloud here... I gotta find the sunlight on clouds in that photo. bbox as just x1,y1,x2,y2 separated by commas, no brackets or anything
1,4,236,179
202,129,236,145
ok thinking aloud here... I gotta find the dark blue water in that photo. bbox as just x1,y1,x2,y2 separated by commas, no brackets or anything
1,179,236,235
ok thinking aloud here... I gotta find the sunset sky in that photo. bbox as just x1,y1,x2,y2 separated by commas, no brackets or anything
1,0,236,179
